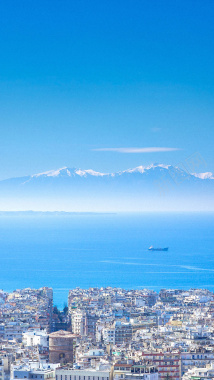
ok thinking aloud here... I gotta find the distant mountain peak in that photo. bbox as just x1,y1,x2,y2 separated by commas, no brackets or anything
29,164,214,180
75,169,109,177
119,163,174,175
31,166,111,179
32,167,70,178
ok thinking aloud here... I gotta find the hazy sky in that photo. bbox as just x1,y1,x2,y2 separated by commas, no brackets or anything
0,0,214,179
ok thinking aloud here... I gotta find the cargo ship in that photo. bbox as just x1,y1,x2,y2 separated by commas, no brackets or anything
148,246,169,251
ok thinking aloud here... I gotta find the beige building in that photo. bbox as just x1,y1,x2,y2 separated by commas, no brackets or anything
49,330,76,365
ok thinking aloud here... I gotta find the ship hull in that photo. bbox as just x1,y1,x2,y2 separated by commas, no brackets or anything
148,247,168,251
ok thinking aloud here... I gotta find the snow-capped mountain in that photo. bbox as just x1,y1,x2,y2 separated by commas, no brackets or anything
31,167,111,178
14,163,213,182
0,164,213,211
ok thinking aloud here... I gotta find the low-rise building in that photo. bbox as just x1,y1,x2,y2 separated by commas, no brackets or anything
56,368,111,380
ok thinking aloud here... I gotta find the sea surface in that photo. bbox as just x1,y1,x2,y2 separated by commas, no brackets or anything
0,212,213,308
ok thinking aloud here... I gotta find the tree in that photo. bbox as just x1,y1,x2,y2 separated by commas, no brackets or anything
63,303,68,315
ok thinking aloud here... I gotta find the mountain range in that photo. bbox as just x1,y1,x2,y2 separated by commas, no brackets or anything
0,164,213,212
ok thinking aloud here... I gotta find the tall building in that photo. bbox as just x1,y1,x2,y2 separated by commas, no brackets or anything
71,310,98,338
72,311,87,336
102,322,132,345
115,321,132,344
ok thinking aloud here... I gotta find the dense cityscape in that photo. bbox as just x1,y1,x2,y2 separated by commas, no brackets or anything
0,287,214,380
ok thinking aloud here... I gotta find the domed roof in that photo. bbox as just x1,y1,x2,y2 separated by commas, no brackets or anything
49,330,77,338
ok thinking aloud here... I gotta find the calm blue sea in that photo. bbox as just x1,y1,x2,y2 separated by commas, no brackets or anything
0,213,213,308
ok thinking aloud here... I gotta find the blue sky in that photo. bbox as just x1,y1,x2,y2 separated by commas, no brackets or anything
0,0,214,179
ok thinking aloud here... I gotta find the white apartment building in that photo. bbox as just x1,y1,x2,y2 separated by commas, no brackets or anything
56,368,110,380
72,311,87,336
182,363,214,380
181,353,214,376
4,322,29,341
0,358,4,380
22,330,49,348
71,311,98,338
0,355,10,380
11,363,59,380
102,328,115,344
113,364,158,380
96,322,105,343
135,298,145,307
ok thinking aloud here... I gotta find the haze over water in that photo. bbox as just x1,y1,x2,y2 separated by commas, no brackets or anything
0,213,213,308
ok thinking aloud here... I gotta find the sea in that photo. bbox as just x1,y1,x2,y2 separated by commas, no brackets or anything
0,212,213,309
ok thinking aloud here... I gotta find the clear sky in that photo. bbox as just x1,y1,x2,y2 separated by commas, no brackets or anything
0,0,214,179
